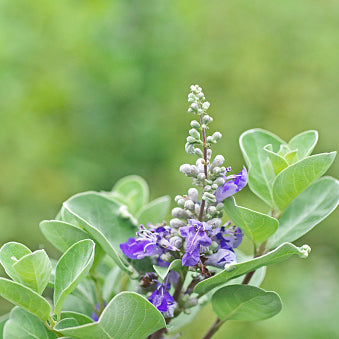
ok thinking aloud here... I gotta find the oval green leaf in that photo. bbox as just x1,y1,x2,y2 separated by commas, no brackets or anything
40,220,92,253
54,239,95,317
0,242,31,282
272,152,336,211
12,249,51,294
0,278,51,322
4,307,56,339
268,176,339,249
63,192,136,273
212,284,282,321
153,259,187,281
194,242,311,296
224,197,278,244
136,195,170,226
55,291,166,339
112,175,149,214
288,130,318,160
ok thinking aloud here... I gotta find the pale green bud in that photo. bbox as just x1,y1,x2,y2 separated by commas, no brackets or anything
172,207,189,219
203,192,216,203
190,120,200,129
189,128,200,139
177,198,185,207
214,177,225,186
190,103,199,112
175,195,182,203
180,164,191,175
208,206,217,215
170,218,186,228
203,115,213,124
212,184,218,190
211,155,225,168
216,203,224,211
184,200,195,210
194,148,203,157
188,188,199,202
187,136,198,144
206,136,214,144
170,236,183,248
204,185,212,192
202,101,210,110
212,132,222,142
197,173,205,180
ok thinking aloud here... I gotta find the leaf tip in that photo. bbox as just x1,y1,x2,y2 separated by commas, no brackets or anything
299,245,311,258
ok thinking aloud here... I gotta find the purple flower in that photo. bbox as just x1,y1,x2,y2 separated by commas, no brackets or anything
213,225,243,250
214,166,248,203
120,225,178,260
179,219,212,267
205,248,236,268
148,283,176,318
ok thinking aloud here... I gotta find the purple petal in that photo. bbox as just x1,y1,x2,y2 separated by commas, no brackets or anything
214,166,248,203
205,249,236,268
182,246,201,266
120,238,161,259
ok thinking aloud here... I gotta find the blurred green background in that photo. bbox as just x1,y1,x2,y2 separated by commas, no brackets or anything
0,0,338,337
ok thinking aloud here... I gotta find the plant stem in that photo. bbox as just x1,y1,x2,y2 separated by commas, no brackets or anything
198,113,208,221
202,318,222,339
90,272,105,314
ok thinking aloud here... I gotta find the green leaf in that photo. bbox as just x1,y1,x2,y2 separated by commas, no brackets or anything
136,196,170,225
0,313,9,337
112,175,149,214
102,267,125,301
224,197,278,244
211,285,282,321
62,295,93,318
4,307,56,339
288,130,318,160
54,292,166,339
40,220,91,253
268,177,339,249
0,278,51,322
63,192,136,273
194,243,310,296
12,250,51,294
240,129,286,205
284,149,298,164
54,239,95,317
272,152,336,211
153,259,187,281
0,242,31,282
263,145,289,175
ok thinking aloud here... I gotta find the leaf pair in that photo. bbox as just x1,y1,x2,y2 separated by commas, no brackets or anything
0,242,51,294
240,129,336,211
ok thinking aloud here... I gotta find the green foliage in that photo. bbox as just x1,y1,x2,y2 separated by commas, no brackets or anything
54,292,166,339
40,220,92,253
240,129,336,212
62,192,136,273
0,278,51,322
194,243,311,296
0,242,51,294
54,239,95,317
136,195,171,226
224,197,278,244
153,259,187,281
268,177,339,248
4,307,56,339
211,285,282,321
272,152,336,211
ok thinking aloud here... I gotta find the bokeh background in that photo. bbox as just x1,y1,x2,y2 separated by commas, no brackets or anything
0,0,338,338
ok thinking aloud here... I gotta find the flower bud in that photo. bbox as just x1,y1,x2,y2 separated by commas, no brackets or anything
206,136,214,144
174,195,182,203
214,177,225,187
208,206,217,215
208,218,222,227
190,120,200,129
202,101,210,110
203,115,212,124
220,166,226,173
210,241,219,251
184,200,195,210
213,167,221,174
197,173,205,180
187,136,198,144
212,184,218,190
212,132,222,142
172,207,189,219
207,149,212,160
194,148,203,157
184,297,198,308
189,128,200,139
194,203,201,215
190,165,199,176
177,198,185,208
170,236,183,249
188,188,199,202
204,185,212,192
190,102,199,112
211,155,225,169
180,164,191,176
160,253,172,262
170,218,186,228
185,142,195,155
202,192,216,203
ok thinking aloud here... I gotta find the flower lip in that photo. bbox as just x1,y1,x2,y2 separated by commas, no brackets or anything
214,165,248,203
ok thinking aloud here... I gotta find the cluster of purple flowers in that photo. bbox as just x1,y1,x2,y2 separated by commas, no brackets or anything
119,165,248,316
